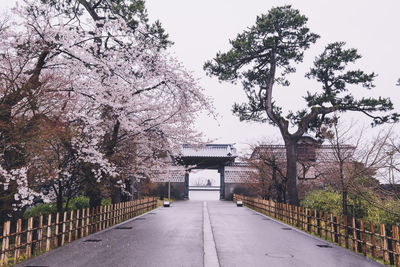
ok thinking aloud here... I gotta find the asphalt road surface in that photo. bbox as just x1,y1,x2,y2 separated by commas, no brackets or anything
19,200,383,267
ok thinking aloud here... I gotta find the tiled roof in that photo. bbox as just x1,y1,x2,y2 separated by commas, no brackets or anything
181,144,237,158
251,144,355,162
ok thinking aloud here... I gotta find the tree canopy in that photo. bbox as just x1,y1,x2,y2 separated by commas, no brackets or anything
204,5,399,205
205,5,398,135
0,0,210,217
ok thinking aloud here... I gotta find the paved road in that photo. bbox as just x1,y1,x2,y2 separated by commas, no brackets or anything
19,200,383,267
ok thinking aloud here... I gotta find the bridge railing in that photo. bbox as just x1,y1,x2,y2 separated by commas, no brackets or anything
0,197,157,266
234,194,400,266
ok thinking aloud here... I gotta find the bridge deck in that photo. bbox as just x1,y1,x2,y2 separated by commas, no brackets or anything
18,201,383,267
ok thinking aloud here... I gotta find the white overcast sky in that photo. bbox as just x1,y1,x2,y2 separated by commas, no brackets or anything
2,0,400,154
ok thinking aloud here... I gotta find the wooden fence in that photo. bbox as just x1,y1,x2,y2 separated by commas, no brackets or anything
234,194,399,266
0,197,157,266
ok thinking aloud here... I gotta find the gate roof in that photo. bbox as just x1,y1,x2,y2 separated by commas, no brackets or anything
182,144,237,158
176,144,237,169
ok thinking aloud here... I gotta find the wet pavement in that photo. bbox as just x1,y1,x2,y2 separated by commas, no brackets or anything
19,199,383,267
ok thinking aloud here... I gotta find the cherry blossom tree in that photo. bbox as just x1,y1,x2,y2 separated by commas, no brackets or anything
0,0,211,217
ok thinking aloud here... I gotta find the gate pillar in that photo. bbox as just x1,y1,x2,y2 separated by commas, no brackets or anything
184,171,189,199
219,166,225,200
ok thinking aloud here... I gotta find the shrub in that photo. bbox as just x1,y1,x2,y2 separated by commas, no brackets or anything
23,203,56,219
23,196,90,218
68,196,90,211
300,189,342,215
101,198,112,206
300,189,400,226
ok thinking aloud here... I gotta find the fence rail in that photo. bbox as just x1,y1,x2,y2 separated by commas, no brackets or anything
0,197,157,266
233,194,400,266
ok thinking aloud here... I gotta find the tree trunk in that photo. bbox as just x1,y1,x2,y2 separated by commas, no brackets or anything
88,190,102,209
272,168,282,202
111,187,121,203
285,138,300,206
86,179,102,209
56,181,63,215
105,120,120,157
339,161,348,217
342,190,348,217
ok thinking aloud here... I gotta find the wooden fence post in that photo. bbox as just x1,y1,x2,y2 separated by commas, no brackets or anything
131,200,134,217
283,203,286,222
75,210,80,241
113,203,116,225
299,207,303,230
120,202,123,222
106,204,110,228
306,209,310,233
279,202,282,220
381,224,389,264
69,211,74,243
54,212,60,248
317,210,322,236
330,214,335,242
393,225,400,266
370,221,376,259
113,203,116,224
46,214,52,252
313,210,317,235
107,205,111,228
1,221,11,266
119,202,122,222
81,209,85,238
135,200,138,217
26,217,33,259
387,227,395,265
14,219,22,262
38,215,43,252
85,208,90,236
360,220,366,256
121,202,124,221
344,216,349,249
103,205,107,229
99,206,103,231
61,211,67,246
115,203,119,224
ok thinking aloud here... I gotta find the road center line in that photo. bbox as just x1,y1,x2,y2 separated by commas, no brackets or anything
203,201,220,267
